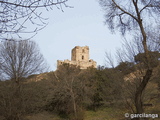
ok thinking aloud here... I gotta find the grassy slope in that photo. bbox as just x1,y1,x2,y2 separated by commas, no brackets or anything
25,107,127,120
25,104,160,120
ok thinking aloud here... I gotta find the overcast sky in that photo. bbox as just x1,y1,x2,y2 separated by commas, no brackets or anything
31,0,123,71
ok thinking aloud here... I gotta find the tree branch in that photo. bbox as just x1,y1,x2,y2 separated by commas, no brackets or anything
112,0,138,21
140,0,152,13
0,0,68,8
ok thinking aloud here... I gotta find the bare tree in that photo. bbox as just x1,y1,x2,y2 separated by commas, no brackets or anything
105,51,115,68
0,0,69,39
0,40,47,120
0,40,47,82
99,0,160,116
49,64,83,120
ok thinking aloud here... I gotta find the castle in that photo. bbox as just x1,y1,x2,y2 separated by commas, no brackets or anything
57,46,97,69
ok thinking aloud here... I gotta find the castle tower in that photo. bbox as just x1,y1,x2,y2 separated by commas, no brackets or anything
57,46,96,69
71,46,89,62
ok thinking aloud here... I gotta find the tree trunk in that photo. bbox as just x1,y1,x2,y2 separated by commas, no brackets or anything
134,11,152,119
134,69,152,120
134,2,153,116
71,90,77,119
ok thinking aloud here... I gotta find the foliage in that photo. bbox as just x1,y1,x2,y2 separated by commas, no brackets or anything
99,0,160,115
115,61,135,75
80,66,124,110
134,51,160,68
45,64,124,119
0,62,160,120
0,40,47,120
45,64,84,120
0,79,53,120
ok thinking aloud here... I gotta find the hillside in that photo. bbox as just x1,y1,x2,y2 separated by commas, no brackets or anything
0,64,160,120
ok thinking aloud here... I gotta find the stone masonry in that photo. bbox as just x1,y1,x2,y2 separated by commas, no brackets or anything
57,46,97,69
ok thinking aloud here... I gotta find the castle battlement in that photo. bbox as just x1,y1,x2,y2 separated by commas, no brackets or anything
57,46,97,69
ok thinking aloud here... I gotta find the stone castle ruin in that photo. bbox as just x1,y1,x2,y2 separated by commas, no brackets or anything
57,46,97,69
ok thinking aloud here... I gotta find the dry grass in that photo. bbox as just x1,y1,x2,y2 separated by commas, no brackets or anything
25,111,62,120
24,107,126,120
84,107,126,120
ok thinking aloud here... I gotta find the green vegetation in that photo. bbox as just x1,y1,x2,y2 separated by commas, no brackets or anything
1,62,160,120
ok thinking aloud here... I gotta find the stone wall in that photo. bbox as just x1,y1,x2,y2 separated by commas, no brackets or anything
57,46,96,69
71,46,89,62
